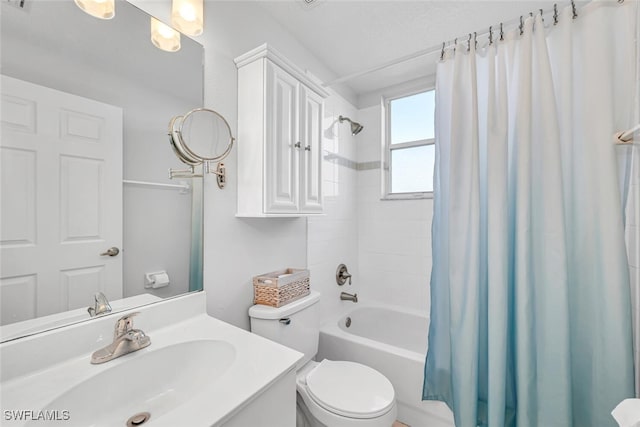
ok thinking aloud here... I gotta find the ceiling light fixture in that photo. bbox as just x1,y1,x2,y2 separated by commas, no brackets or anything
74,0,115,19
150,17,181,53
171,0,203,36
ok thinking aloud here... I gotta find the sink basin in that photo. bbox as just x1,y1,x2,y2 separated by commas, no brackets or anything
31,340,235,427
2,295,303,427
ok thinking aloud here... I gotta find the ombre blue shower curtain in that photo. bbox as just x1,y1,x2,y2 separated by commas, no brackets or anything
423,3,637,427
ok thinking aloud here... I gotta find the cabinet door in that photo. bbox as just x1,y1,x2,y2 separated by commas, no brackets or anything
265,62,299,213
299,86,323,213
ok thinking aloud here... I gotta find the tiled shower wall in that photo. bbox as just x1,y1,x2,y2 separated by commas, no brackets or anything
354,105,432,313
307,96,360,322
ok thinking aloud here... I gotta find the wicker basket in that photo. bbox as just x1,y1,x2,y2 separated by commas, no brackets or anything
253,268,310,308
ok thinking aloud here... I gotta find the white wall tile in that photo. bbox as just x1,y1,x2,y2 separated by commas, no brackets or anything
355,106,383,163
354,103,433,316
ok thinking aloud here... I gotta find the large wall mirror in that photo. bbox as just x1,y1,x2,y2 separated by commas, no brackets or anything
0,0,204,341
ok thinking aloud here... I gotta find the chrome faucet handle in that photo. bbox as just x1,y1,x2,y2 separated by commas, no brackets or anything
114,312,140,340
90,312,150,364
336,264,352,286
87,292,112,317
343,272,352,285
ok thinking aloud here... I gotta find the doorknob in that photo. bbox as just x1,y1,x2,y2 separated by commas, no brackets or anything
100,247,120,257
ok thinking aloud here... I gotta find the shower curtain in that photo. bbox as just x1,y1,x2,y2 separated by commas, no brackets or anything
423,3,637,427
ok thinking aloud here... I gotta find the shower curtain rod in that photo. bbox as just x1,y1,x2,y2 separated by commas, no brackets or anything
323,0,614,88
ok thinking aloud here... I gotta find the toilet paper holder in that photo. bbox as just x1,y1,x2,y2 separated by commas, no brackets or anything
144,271,170,289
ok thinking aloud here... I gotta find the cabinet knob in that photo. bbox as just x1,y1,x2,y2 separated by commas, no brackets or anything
305,145,311,151
294,142,302,149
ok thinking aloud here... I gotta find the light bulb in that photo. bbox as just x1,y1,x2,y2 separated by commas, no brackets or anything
158,23,176,39
150,18,181,53
180,4,197,22
74,0,115,19
171,0,203,36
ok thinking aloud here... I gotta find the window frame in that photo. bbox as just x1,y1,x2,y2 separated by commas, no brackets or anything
382,85,436,200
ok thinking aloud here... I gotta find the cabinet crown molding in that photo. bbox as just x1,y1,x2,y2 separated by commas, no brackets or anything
234,43,330,99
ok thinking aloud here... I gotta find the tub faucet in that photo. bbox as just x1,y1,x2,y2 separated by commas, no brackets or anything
340,292,358,303
87,292,112,317
90,312,151,364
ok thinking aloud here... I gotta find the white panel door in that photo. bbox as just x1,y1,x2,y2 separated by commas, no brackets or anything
299,86,323,213
0,75,123,325
265,61,299,213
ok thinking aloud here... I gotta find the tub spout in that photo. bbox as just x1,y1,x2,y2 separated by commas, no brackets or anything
340,292,358,303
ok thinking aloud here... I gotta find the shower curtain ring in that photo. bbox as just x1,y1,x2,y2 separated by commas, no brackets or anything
500,23,504,41
474,32,477,49
539,9,544,24
440,42,445,61
519,16,524,35
571,0,578,19
553,4,559,25
489,26,493,45
467,33,472,51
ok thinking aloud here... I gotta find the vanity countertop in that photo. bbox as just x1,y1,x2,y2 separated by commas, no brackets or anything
0,292,303,426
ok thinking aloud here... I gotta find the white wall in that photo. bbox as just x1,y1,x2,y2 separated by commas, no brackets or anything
355,105,432,313
132,1,360,330
203,2,363,329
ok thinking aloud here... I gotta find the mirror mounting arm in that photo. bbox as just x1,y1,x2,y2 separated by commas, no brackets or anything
204,162,226,189
169,162,225,189
168,165,203,179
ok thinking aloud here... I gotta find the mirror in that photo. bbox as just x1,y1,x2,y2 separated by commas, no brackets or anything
0,0,204,341
168,108,234,188
171,108,235,163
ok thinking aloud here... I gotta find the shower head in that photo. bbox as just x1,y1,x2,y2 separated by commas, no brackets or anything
339,115,364,135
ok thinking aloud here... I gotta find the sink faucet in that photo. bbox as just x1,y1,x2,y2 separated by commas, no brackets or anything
340,292,358,303
87,292,112,317
91,312,151,364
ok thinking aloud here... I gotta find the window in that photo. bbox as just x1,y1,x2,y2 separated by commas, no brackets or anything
384,89,435,198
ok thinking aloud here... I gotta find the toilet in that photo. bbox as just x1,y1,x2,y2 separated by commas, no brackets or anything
249,291,397,427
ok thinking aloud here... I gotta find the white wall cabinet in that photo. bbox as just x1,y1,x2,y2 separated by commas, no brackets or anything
235,44,328,217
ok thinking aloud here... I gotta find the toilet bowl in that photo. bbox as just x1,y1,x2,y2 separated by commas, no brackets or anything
248,291,398,427
295,360,397,427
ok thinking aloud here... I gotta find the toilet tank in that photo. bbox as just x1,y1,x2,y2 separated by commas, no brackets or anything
249,291,320,367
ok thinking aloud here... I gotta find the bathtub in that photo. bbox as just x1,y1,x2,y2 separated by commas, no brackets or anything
318,304,454,427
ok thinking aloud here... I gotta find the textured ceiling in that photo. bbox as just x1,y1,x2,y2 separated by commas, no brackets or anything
258,1,568,99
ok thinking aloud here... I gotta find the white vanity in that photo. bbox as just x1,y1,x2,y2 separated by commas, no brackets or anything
0,292,303,427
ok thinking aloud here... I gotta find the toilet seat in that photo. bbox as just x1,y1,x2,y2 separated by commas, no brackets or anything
304,360,395,419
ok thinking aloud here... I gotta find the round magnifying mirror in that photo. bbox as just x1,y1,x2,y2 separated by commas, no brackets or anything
177,108,235,163
168,115,201,166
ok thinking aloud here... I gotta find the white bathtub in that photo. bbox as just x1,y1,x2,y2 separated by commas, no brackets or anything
318,304,454,427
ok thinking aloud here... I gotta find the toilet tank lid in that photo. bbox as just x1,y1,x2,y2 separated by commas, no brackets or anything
249,291,320,320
